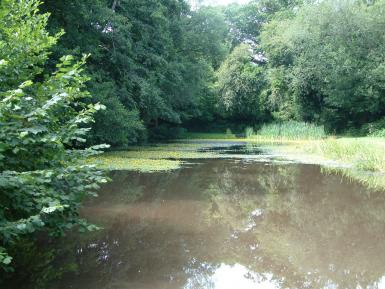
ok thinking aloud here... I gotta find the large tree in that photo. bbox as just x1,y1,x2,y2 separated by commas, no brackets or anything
261,0,385,131
216,44,268,122
41,0,231,143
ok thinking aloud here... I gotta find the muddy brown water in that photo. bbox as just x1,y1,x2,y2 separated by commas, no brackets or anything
4,146,385,289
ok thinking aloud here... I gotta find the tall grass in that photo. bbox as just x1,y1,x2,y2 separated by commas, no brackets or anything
306,138,385,172
245,127,254,138
370,128,385,138
256,121,326,140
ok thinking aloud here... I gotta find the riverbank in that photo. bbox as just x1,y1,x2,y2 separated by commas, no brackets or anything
89,135,385,190
262,137,385,189
281,137,385,172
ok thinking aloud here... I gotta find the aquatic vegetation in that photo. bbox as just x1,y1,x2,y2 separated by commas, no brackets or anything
88,135,385,191
88,143,223,172
88,156,182,172
104,149,218,160
87,141,275,172
322,167,385,192
304,138,385,173
267,137,385,190
255,121,326,140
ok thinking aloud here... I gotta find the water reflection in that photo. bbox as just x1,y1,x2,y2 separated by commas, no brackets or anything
5,157,385,289
184,263,279,289
198,144,264,155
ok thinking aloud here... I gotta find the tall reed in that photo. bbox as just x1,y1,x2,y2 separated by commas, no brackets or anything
256,121,326,140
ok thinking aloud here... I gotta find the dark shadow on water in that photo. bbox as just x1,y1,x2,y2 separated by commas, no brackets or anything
3,157,385,289
198,144,264,155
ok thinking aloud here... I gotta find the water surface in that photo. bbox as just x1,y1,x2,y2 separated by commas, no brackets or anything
6,146,385,289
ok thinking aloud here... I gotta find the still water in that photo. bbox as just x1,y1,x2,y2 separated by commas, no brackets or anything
7,146,385,289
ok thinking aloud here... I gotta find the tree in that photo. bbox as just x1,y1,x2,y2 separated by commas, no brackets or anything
176,5,230,126
41,0,146,147
224,0,304,48
42,0,231,142
261,0,385,131
0,0,106,270
216,44,268,122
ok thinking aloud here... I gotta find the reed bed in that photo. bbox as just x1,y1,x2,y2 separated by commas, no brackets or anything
255,121,326,140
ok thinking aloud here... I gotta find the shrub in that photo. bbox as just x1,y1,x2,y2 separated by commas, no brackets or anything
0,0,106,271
363,118,385,137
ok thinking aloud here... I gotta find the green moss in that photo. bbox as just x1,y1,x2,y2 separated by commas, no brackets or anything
102,149,218,160
87,156,182,172
87,143,221,172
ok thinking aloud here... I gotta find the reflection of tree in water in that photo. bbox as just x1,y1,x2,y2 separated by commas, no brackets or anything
6,159,385,289
209,162,385,289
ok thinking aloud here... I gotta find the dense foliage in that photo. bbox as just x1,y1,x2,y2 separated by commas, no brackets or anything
33,0,385,142
217,0,385,134
261,0,385,132
216,44,267,122
41,0,229,144
0,0,106,270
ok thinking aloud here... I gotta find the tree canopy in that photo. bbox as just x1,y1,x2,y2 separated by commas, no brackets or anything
261,0,385,132
34,0,385,140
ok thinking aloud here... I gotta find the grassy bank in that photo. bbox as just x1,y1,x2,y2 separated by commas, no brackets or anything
263,137,385,190
306,138,385,189
304,138,385,172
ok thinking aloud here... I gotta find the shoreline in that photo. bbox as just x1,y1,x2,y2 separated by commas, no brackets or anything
89,136,385,190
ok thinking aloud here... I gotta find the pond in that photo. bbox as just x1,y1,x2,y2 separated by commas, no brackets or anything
5,144,385,289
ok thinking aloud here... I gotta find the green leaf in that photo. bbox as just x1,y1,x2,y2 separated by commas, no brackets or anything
16,223,27,231
20,131,28,138
3,256,12,265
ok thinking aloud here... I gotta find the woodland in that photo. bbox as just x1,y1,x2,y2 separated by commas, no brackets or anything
1,0,385,276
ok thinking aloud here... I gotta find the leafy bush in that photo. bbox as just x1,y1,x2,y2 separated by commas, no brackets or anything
0,0,106,271
363,118,385,137
371,129,385,137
